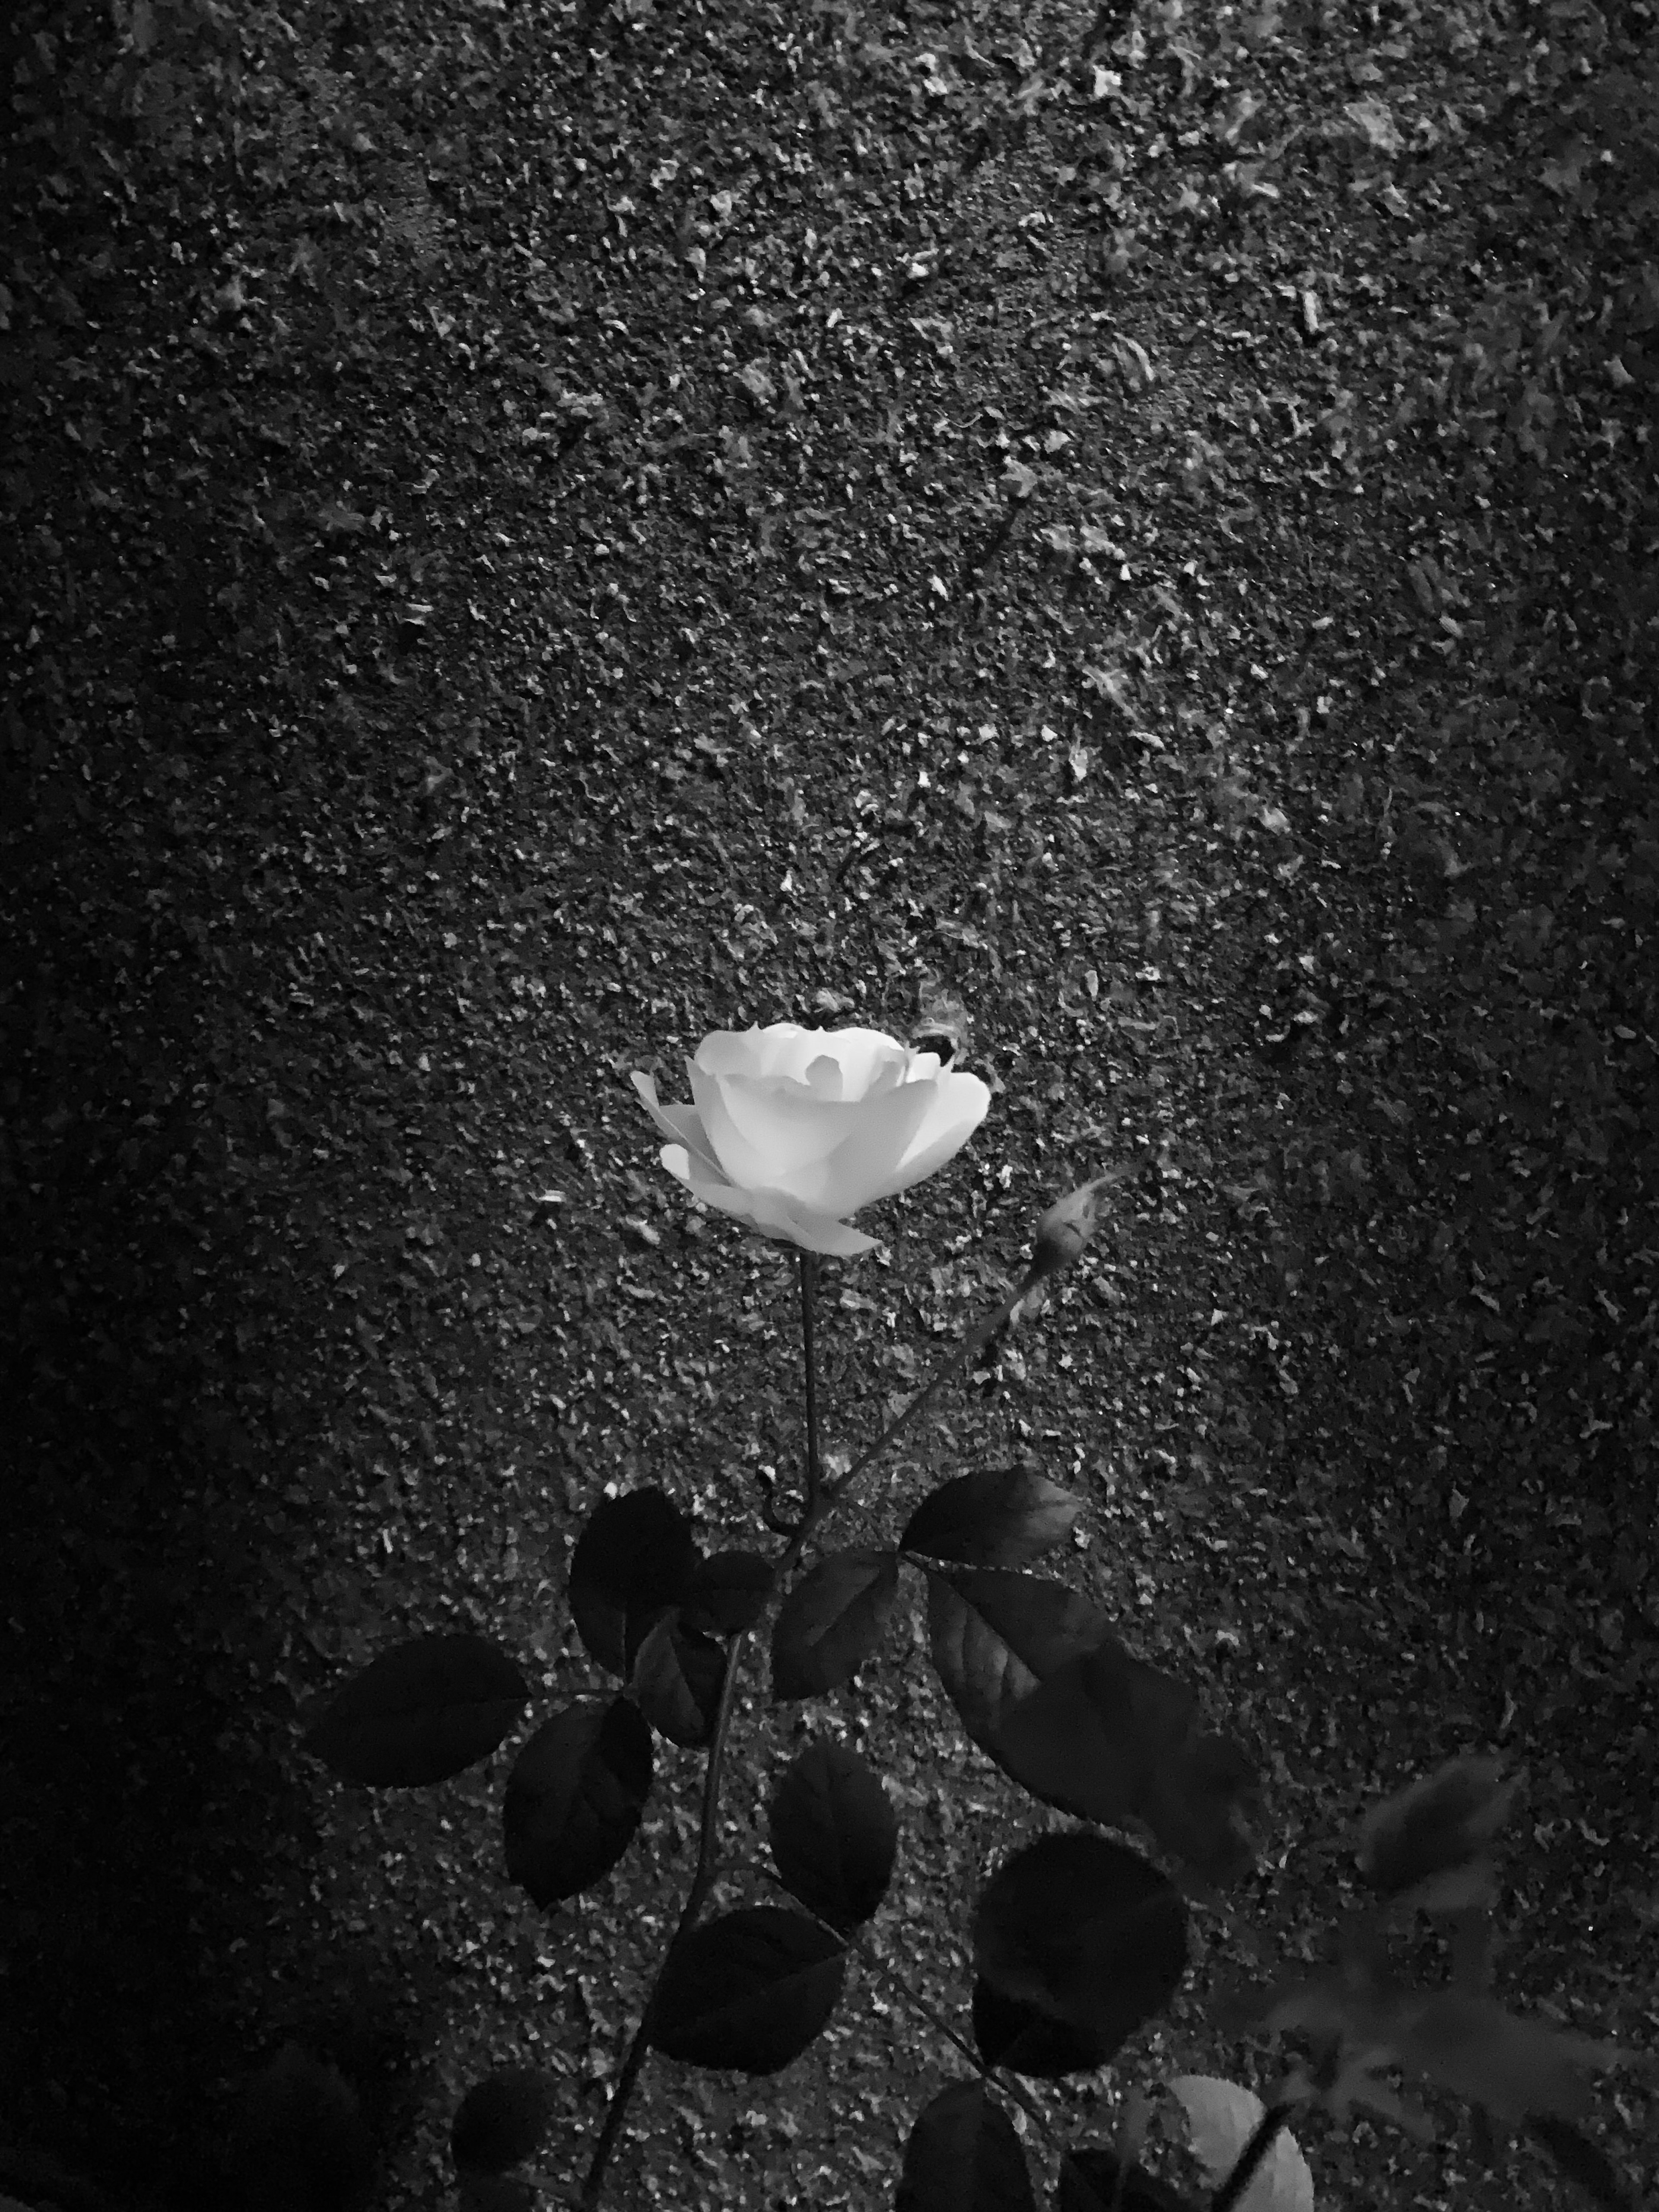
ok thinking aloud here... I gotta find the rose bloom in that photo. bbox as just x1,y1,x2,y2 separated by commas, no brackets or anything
633,1023,991,1255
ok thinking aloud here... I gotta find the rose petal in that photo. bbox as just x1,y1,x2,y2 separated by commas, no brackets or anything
786,1075,939,1217
694,1023,915,1098
632,1070,723,1176
698,1066,884,1190
689,1063,800,1190
662,1144,877,1255
856,1070,992,1201
694,1024,820,1082
807,1027,914,1097
645,1029,987,1248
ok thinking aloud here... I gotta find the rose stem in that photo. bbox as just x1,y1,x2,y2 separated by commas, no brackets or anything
798,1248,824,1516
581,1253,1050,2205
760,1868,1066,2162
821,1261,1039,1509
578,1617,751,2210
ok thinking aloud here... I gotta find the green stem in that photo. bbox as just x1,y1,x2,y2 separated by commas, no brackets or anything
579,1621,751,2210
581,1259,1041,2206
821,1264,1036,1513
771,1876,1064,2161
799,1248,823,1516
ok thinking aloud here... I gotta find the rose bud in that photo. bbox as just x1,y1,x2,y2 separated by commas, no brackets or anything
1028,1172,1119,1284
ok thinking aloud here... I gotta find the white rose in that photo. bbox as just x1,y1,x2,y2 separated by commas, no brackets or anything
632,1023,992,1256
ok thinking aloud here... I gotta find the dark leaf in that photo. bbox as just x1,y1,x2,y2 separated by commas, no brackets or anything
974,1831,1188,2049
502,1695,653,1908
771,1547,900,1699
1354,1754,1519,1905
994,1635,1194,1819
1058,2146,1199,2212
568,1486,699,1677
1526,2113,1642,2212
681,1547,775,1637
900,1467,1082,1569
648,1905,845,2073
896,2079,1035,2212
230,2041,374,2212
451,2067,560,2176
457,2177,539,2212
1390,1990,1618,2124
303,1633,529,1787
458,2177,535,2212
768,1735,898,1930
1143,1730,1262,1891
995,1640,1260,1886
925,1566,1110,1761
1259,1974,1633,2131
970,1974,1117,2079
631,1611,727,1748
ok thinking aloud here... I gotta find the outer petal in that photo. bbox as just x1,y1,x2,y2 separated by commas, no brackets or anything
701,1069,873,1185
661,1145,877,1256
792,1075,940,1216
690,1062,830,1191
632,1070,723,1177
855,1070,992,1201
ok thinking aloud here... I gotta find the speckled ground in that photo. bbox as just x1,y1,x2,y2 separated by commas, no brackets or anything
3,0,1656,2205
